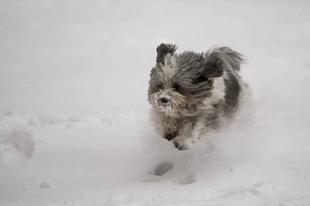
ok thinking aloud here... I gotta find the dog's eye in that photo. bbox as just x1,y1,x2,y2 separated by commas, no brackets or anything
157,84,163,90
172,83,181,91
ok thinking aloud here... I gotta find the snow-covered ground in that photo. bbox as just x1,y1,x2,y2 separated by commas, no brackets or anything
1,1,310,205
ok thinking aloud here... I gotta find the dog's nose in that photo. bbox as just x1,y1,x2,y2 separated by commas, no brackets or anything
160,97,169,104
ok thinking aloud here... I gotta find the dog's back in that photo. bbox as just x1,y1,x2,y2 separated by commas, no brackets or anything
203,47,248,117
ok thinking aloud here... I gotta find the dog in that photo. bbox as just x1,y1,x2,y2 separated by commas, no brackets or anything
148,44,250,150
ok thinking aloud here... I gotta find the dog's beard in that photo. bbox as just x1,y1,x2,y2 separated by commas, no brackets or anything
149,91,187,117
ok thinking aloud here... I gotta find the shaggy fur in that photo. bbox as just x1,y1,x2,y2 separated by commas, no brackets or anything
148,43,250,150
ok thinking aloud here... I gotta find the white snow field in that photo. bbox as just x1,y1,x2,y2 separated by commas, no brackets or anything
1,0,310,205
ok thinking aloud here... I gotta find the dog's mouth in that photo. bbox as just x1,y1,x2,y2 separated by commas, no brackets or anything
157,102,174,112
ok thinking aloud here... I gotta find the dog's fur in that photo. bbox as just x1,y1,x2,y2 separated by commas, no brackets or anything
148,44,250,150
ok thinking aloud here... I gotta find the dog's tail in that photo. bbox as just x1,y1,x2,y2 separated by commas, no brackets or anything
205,47,245,72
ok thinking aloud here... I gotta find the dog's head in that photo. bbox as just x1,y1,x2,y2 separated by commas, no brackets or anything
148,43,224,117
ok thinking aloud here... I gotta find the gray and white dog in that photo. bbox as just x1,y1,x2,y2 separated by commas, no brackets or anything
148,44,250,150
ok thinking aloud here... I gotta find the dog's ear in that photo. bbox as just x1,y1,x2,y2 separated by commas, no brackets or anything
200,55,224,78
156,44,177,64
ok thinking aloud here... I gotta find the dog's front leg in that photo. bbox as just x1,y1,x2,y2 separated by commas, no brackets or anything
173,120,194,150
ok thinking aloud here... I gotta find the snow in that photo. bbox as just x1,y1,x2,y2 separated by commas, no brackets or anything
5,110,21,117
1,0,310,206
40,181,52,189
0,123,36,165
27,117,40,127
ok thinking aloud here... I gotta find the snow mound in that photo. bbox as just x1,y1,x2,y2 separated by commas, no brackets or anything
0,126,36,165
39,114,68,126
68,116,101,123
6,109,21,117
67,116,83,122
38,114,100,126
27,117,40,127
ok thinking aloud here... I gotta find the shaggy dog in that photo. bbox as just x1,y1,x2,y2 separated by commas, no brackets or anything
148,44,250,150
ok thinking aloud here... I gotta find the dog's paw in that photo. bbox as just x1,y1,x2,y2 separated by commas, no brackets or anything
173,138,196,150
164,132,177,141
173,140,189,150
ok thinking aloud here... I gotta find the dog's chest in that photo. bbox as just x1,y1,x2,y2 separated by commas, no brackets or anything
160,114,181,133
